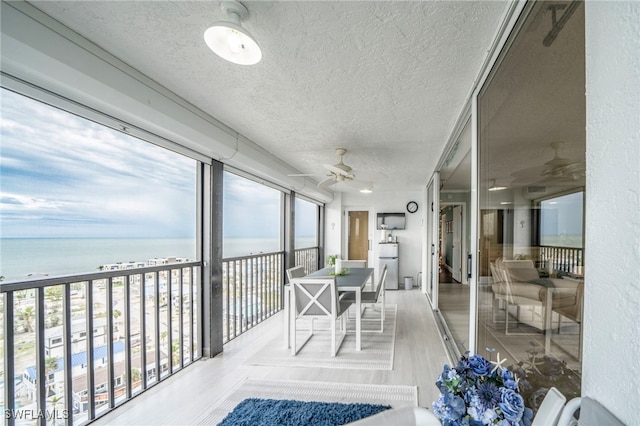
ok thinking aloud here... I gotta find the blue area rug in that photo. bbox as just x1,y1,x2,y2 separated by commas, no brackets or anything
217,398,391,426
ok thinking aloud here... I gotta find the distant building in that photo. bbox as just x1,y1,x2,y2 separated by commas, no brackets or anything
45,318,108,358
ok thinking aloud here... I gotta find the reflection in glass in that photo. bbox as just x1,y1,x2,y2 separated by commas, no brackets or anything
476,2,585,414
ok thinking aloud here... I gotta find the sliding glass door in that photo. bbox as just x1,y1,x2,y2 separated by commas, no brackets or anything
475,1,585,412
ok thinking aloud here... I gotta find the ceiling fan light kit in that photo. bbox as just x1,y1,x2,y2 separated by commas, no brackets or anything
488,179,507,191
287,147,382,192
318,148,356,188
204,0,262,65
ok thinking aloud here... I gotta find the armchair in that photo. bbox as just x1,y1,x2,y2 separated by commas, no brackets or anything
491,258,580,335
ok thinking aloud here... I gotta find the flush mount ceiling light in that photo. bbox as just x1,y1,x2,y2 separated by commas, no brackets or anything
488,179,507,191
204,0,262,65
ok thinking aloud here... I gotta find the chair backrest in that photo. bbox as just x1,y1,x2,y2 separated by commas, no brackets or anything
490,262,504,284
374,264,388,299
491,258,515,302
531,387,566,426
557,396,625,426
503,259,539,282
336,259,367,270
290,277,339,319
286,265,306,281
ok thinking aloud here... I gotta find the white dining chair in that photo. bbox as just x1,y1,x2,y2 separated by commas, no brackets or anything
286,265,306,281
335,259,370,288
341,264,387,332
531,387,566,426
290,277,353,356
283,265,307,348
336,259,367,269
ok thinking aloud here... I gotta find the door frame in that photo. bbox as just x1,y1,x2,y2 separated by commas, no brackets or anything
424,172,440,309
439,202,467,284
342,206,374,267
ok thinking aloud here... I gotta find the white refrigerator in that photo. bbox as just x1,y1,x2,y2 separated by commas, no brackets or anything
378,243,399,290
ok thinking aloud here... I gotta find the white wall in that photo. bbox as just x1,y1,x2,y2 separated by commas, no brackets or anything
325,192,344,262
325,190,423,287
584,2,640,424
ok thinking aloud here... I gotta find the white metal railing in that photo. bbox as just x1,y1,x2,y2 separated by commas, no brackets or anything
539,246,583,275
294,247,319,275
1,261,201,426
221,252,283,343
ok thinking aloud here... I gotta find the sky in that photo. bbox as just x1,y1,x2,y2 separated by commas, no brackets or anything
540,191,583,247
1,88,317,240
0,88,196,238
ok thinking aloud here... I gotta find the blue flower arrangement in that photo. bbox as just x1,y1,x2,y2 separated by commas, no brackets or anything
433,353,533,426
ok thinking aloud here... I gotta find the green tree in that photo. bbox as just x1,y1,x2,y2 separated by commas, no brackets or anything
113,309,122,340
131,368,141,383
45,286,63,304
48,395,63,426
20,306,35,332
45,356,59,396
172,341,180,367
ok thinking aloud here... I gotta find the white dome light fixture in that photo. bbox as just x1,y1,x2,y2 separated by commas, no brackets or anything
204,1,262,65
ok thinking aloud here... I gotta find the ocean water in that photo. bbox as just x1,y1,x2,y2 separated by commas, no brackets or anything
0,237,317,282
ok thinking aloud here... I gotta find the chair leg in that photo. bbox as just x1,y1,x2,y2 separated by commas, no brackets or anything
291,317,296,356
331,318,337,356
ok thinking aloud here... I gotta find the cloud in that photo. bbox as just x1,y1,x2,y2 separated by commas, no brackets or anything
223,172,281,238
1,89,314,242
0,89,196,238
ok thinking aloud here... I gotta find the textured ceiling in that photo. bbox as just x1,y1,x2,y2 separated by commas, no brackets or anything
29,0,509,193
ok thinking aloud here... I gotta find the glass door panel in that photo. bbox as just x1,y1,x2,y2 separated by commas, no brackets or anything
436,120,472,357
476,2,585,414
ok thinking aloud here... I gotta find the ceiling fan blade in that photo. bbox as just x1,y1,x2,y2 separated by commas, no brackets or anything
511,165,548,179
318,177,336,188
350,169,386,182
323,163,354,178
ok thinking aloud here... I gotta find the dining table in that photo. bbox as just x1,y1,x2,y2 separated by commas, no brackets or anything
285,266,374,352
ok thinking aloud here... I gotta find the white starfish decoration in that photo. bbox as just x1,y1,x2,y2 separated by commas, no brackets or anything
490,352,507,374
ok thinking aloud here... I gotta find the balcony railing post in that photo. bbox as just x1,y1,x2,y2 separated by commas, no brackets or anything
36,287,46,426
140,274,147,391
3,291,16,426
86,281,95,421
124,274,132,400
106,277,115,408
168,270,173,373
154,271,161,383
63,284,73,426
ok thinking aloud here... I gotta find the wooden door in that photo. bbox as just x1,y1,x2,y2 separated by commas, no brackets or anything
348,211,369,264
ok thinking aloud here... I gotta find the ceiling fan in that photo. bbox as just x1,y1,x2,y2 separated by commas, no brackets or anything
511,142,585,185
289,148,365,190
317,148,356,188
540,142,585,178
